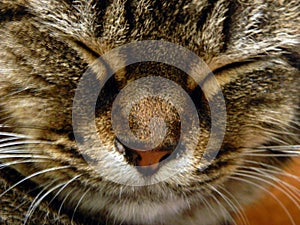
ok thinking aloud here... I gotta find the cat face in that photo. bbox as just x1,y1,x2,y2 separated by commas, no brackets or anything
0,0,299,224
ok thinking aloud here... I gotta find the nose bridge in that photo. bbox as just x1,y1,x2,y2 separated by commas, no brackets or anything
122,97,180,175
127,98,181,151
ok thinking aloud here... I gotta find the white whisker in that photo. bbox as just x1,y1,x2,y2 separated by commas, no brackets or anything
24,181,68,224
242,153,299,157
230,174,297,225
244,160,300,182
0,150,41,154
0,140,53,148
217,185,250,225
0,132,31,139
48,174,82,205
209,184,246,225
0,155,50,159
11,181,55,225
57,188,75,221
244,146,300,154
0,159,49,169
269,136,292,146
71,189,90,223
209,189,237,225
237,168,300,209
244,124,299,136
0,137,23,143
199,194,220,220
254,145,300,150
0,166,70,199
0,145,28,152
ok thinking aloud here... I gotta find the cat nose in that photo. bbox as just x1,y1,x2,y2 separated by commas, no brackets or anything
114,139,176,176
134,149,171,175
128,148,172,176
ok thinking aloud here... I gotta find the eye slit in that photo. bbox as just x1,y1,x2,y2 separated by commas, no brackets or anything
189,85,208,110
95,75,120,113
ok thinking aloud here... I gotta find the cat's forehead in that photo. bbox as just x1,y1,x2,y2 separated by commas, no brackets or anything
14,0,297,65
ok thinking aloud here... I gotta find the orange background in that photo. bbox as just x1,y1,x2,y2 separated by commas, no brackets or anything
235,157,300,225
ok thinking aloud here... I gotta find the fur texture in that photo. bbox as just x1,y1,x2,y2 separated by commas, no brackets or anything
0,0,299,225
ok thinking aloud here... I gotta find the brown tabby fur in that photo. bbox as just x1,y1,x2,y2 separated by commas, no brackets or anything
0,0,299,225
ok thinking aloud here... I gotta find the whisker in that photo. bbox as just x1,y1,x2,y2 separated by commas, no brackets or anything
241,153,299,157
0,140,53,148
200,196,219,217
0,159,49,169
48,174,82,206
0,132,31,139
0,150,41,154
237,168,300,209
14,179,59,223
269,137,294,146
254,145,300,150
257,116,300,130
243,160,300,182
0,136,23,143
258,170,300,200
230,174,297,225
0,166,70,199
244,145,300,153
199,194,220,220
57,188,75,221
71,188,90,224
24,181,68,224
0,155,50,159
243,124,299,136
209,189,237,225
0,145,42,153
209,184,247,225
0,87,30,100
217,185,250,225
0,125,59,132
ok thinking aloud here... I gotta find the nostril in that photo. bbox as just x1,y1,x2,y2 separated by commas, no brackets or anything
137,154,142,161
133,150,172,167
159,153,171,163
114,137,175,176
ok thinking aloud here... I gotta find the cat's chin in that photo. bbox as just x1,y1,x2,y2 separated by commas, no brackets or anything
62,191,179,224
73,190,228,225
58,179,234,225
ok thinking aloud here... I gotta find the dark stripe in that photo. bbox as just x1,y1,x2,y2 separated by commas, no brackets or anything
73,40,100,59
147,0,164,28
196,0,218,31
212,57,264,75
221,1,237,52
155,0,193,26
93,0,113,37
124,0,136,36
282,51,300,70
0,166,40,195
0,6,29,23
174,0,195,24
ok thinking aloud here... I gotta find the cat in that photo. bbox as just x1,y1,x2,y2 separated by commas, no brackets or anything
0,0,299,225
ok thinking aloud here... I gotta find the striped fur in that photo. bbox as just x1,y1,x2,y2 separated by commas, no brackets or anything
0,0,299,225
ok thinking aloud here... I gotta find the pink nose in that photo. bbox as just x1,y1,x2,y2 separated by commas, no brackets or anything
131,149,172,175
